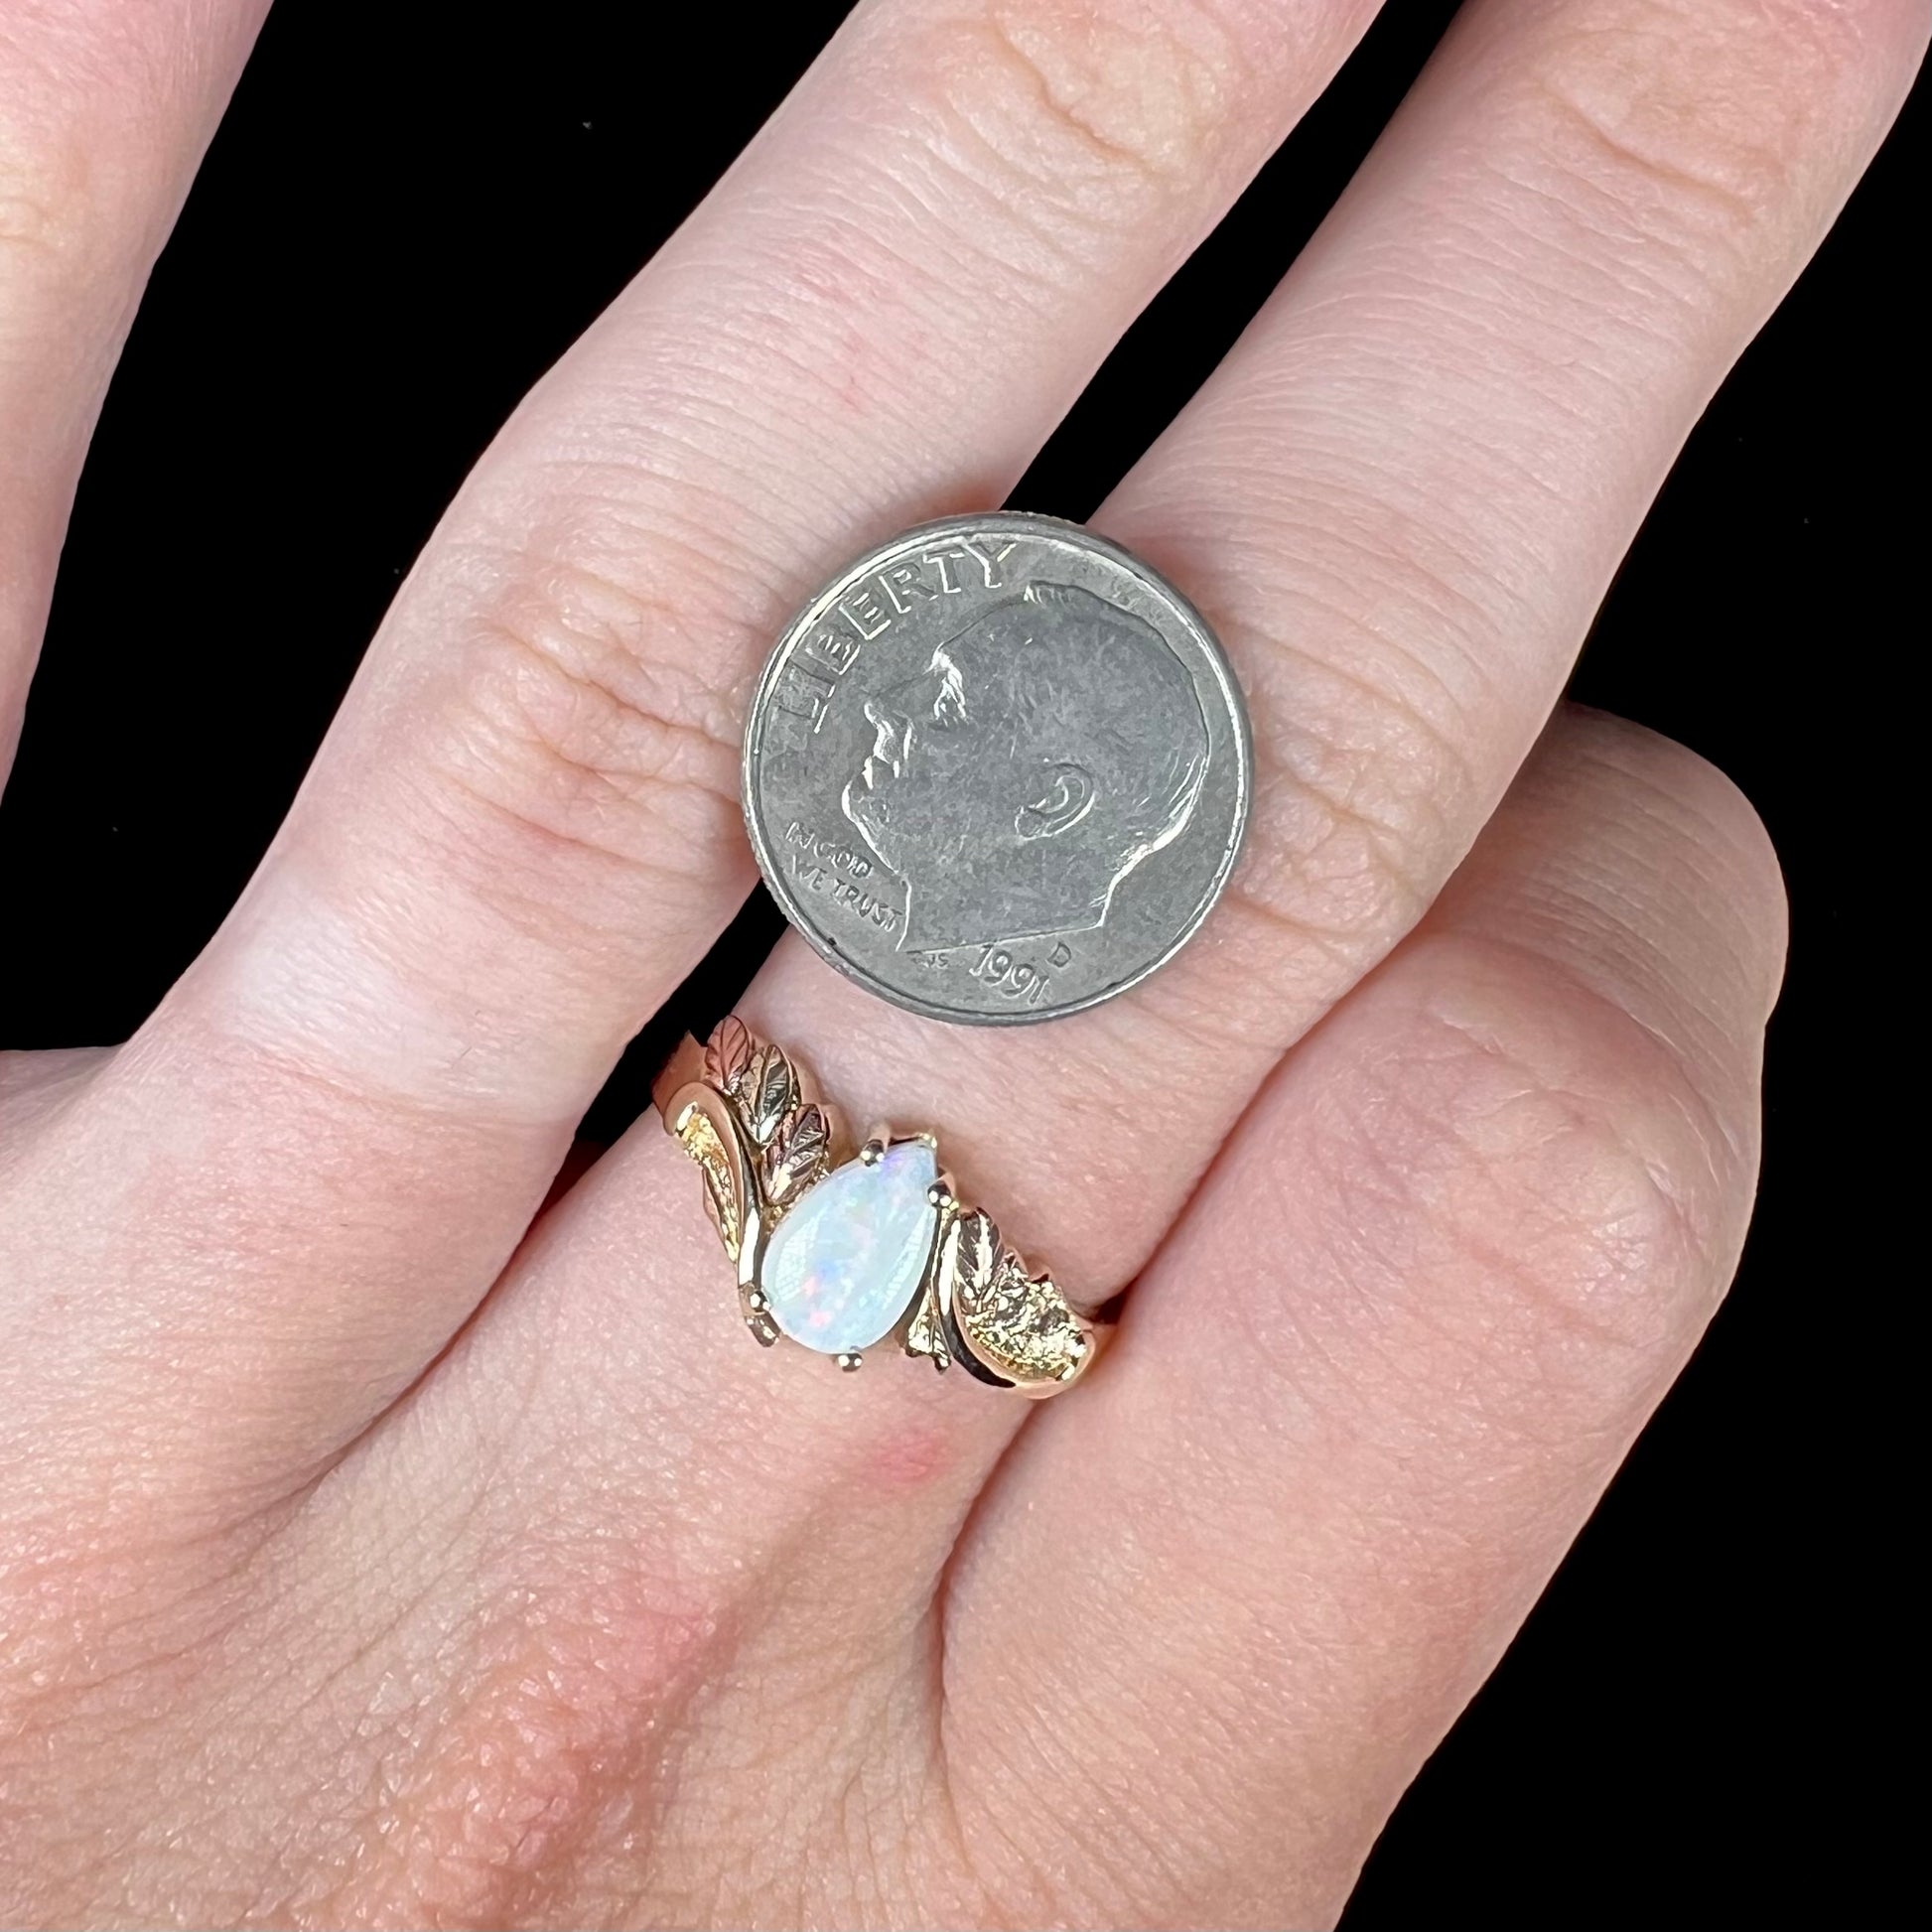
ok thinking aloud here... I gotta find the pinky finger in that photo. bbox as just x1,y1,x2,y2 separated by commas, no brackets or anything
939,705,1787,1929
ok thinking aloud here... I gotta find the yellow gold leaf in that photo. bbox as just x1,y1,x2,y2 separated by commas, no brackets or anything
902,1288,948,1370
674,1108,741,1261
953,1248,1087,1386
941,1208,1000,1311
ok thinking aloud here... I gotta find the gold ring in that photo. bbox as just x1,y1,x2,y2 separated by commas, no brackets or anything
652,1019,1107,1395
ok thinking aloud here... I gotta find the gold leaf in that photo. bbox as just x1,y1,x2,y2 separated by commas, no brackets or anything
941,1208,1001,1311
761,1102,829,1204
952,1243,1088,1387
739,1044,797,1146
785,1101,828,1168
674,1108,741,1262
902,1288,949,1370
704,1016,755,1093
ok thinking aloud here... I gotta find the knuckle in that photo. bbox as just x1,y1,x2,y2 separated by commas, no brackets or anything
425,521,746,889
1120,481,1514,1035
1213,641,1479,999
1348,936,1754,1367
1540,708,1788,1017
1136,594,1485,1061
1501,0,1917,261
913,0,1252,236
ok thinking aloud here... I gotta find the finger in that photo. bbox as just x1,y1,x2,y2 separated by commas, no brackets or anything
398,0,1900,1877
179,0,1375,1098
490,0,1902,1469
6,0,1384,1478
0,0,270,782
635,0,1915,1327
940,706,1788,1927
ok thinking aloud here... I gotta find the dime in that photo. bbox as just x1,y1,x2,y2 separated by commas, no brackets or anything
742,512,1251,1026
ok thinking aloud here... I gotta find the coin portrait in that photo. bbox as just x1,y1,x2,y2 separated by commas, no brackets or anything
839,581,1211,955
744,513,1251,1026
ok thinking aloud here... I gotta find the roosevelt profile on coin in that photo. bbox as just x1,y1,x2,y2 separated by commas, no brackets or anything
838,581,1211,953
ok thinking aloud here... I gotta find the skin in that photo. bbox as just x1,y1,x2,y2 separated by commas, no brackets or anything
0,0,1919,1925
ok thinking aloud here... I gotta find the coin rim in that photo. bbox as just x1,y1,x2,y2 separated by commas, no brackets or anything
742,510,1253,1027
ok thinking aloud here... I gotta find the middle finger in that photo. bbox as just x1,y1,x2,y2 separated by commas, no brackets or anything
701,0,1907,1292
15,0,1381,1475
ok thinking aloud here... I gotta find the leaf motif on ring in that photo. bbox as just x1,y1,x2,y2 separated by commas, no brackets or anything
739,1044,798,1147
673,1105,742,1262
941,1208,1088,1387
940,1208,1001,1309
902,1287,948,1370
704,1016,756,1094
760,1102,829,1205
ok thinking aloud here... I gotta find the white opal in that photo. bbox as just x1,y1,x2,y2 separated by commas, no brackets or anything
759,1143,939,1355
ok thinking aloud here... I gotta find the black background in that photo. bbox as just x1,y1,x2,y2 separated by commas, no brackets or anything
0,2,1916,1922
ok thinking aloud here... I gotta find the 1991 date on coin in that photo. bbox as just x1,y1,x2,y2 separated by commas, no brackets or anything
742,512,1252,1027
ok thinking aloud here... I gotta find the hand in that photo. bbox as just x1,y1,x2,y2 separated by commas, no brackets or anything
1,2,1917,1925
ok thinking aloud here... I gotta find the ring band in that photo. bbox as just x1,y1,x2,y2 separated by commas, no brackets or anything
653,1019,1107,1395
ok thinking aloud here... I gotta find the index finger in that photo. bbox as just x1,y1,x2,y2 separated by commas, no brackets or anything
0,0,271,779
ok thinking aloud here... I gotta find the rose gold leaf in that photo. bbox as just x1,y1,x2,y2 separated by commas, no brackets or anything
704,1016,755,1092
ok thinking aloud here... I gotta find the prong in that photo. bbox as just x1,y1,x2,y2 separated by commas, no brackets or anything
835,1351,863,1373
913,1130,938,1149
746,1289,767,1311
858,1139,885,1167
926,1181,954,1209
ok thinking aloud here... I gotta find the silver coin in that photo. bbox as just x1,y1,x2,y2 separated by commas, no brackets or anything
742,511,1251,1026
